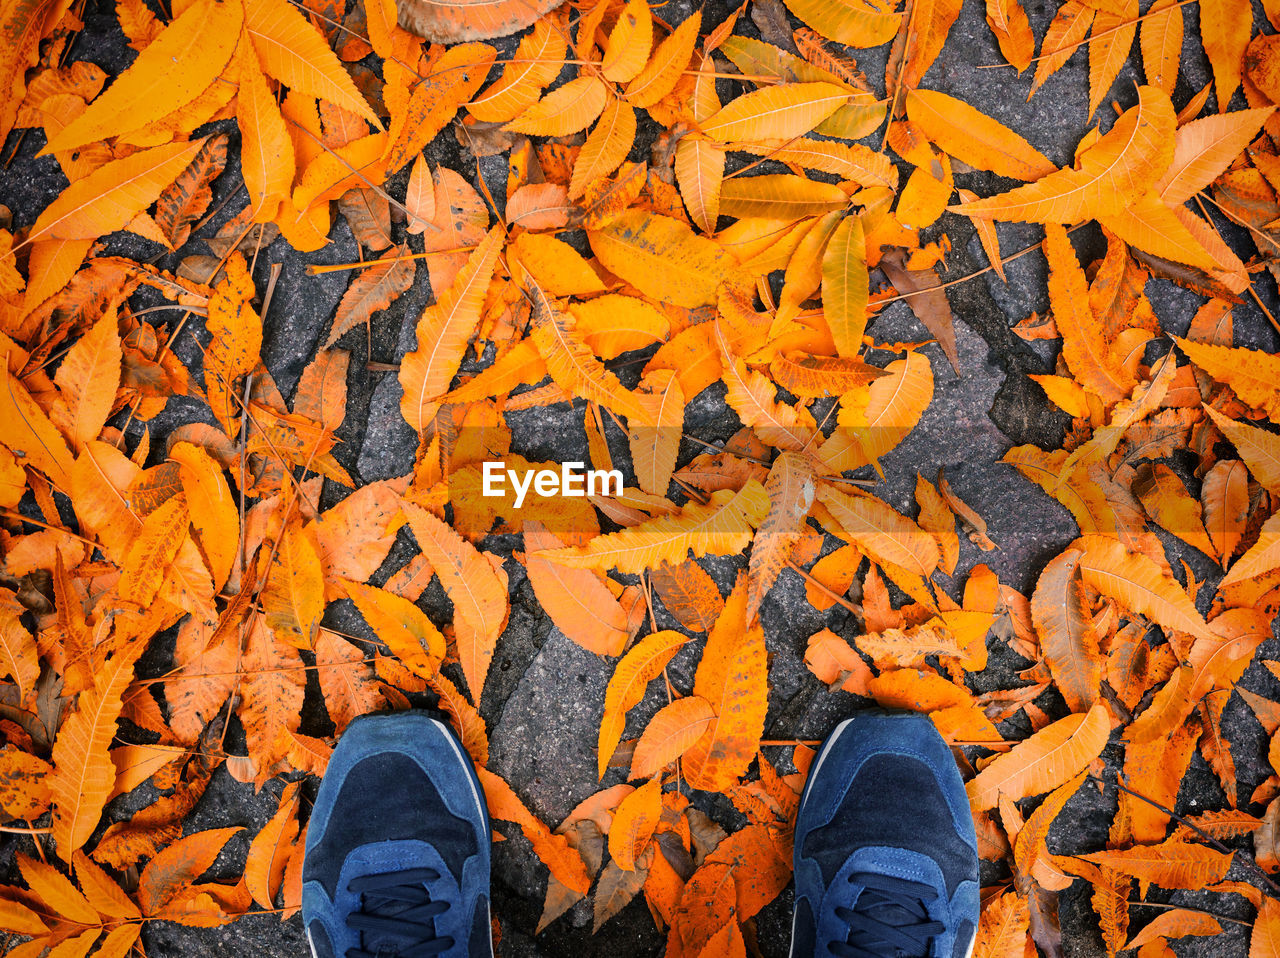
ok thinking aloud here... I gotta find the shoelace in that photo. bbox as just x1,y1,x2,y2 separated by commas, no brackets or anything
345,867,454,958
829,872,946,958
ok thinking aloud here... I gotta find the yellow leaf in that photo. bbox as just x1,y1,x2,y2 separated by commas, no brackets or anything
523,522,629,657
1058,351,1175,477
568,294,670,358
822,351,933,473
1133,462,1217,558
0,599,39,705
29,137,207,242
1201,0,1252,107
569,97,636,200
1097,192,1217,271
1221,511,1280,589
50,310,120,449
398,226,504,432
1075,534,1215,641
747,451,816,622
428,672,489,765
822,214,868,358
966,703,1110,809
1,0,70,148
17,852,97,924
734,137,898,187
1156,108,1273,204
50,646,144,854
1044,224,1134,404
973,891,1030,958
1031,548,1101,712
769,353,888,398
261,514,324,649
629,369,684,497
683,575,769,790
900,0,963,88
598,630,690,776
608,777,661,870
512,231,607,297
1081,841,1233,889
467,15,566,122
719,173,848,220
1175,337,1280,422
505,75,608,136
244,0,379,125
986,0,1035,71
527,278,652,424
781,0,900,47
537,481,769,574
589,208,736,307
1251,896,1280,958
1029,373,1090,418
631,696,715,779
778,210,839,330
601,0,652,83
117,492,194,608
384,43,495,173
949,86,1175,223
171,442,238,591
344,579,446,678
43,0,240,153
1031,2,1096,94
0,361,75,491
236,44,295,222
204,252,262,436
477,767,591,894
675,135,724,235
625,10,701,107
717,321,816,451
292,131,388,211
1088,2,1138,118
702,81,850,141
245,781,300,908
73,851,140,920
1140,0,1182,95
906,89,1055,181
1203,405,1280,494
816,483,939,581
401,502,508,702
92,925,143,958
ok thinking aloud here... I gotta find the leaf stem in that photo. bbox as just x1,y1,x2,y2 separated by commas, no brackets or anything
786,559,863,616
1129,899,1254,927
306,244,479,274
1088,772,1280,896
980,0,1201,70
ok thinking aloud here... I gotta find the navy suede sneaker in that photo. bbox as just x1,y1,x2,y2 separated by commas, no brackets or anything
792,712,979,958
302,711,493,958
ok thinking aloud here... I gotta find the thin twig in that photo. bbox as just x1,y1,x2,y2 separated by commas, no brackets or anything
1128,900,1254,928
786,559,863,616
1088,772,1280,896
306,244,479,274
0,510,98,549
284,118,416,221
980,0,1200,69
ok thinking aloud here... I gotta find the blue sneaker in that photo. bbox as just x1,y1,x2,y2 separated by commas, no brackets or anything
302,711,493,958
792,712,979,958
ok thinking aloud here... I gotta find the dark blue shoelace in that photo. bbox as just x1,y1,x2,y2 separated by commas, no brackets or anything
346,867,454,958
829,872,946,958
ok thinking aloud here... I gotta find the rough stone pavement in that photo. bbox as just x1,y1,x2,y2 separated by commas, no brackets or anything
3,0,1280,955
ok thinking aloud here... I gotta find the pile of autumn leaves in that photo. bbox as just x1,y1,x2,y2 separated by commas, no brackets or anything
6,0,1280,953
